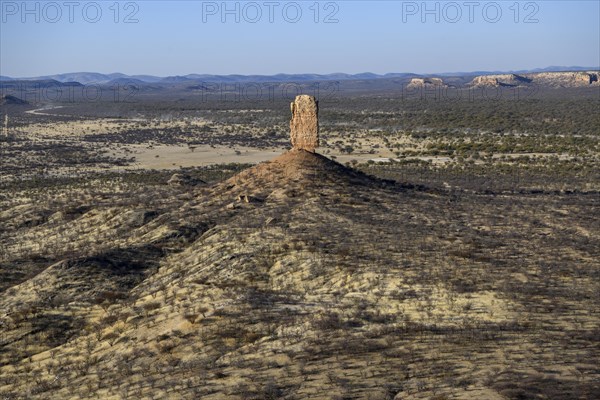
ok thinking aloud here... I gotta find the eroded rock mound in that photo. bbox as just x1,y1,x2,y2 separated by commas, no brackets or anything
470,74,531,87
534,71,599,87
407,77,447,88
470,71,600,88
290,95,319,152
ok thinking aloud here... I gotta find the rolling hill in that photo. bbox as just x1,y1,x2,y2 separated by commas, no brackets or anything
1,141,598,398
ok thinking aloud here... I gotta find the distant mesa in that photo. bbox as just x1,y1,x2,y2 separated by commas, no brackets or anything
533,71,599,87
470,74,532,87
290,95,319,153
470,71,599,88
407,77,447,88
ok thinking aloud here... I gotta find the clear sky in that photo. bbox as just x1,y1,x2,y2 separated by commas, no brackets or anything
1,1,599,77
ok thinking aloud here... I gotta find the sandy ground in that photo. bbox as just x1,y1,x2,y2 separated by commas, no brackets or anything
120,144,287,169
122,145,411,170
13,114,578,174
22,118,208,139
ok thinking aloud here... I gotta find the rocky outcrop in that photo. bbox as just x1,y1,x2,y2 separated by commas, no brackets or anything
470,71,599,88
470,74,531,87
290,95,319,152
533,71,599,87
167,173,204,187
407,77,446,88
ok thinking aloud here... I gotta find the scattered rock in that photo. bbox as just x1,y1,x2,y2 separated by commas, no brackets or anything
167,173,205,186
236,194,263,203
264,217,276,226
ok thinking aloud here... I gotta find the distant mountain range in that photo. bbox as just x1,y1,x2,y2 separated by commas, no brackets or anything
0,72,416,85
1,67,598,85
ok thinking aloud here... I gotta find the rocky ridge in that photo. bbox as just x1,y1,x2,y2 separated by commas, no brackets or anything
406,77,447,88
470,71,599,87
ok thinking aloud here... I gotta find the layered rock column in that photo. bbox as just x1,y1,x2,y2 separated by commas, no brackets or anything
290,95,319,152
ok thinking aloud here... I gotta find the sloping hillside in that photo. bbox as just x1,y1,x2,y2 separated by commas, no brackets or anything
1,146,598,399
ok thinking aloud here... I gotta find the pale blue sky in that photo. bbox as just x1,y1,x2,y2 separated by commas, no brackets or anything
1,1,599,77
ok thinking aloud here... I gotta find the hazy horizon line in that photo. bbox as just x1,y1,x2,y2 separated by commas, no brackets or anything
3,65,600,80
